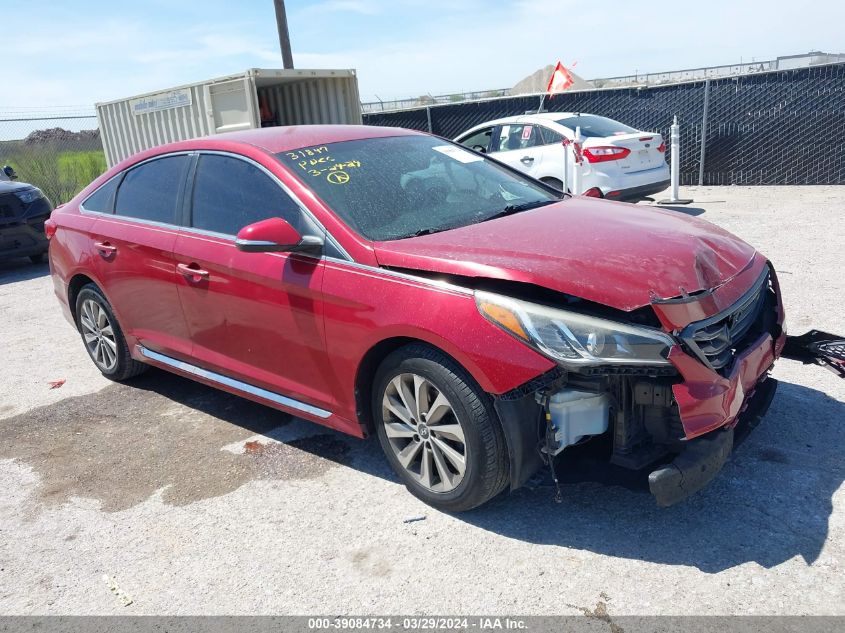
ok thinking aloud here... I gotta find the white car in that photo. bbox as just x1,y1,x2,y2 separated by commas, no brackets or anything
454,113,670,201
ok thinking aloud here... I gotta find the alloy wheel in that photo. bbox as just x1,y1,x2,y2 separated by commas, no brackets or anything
79,298,118,372
381,373,467,493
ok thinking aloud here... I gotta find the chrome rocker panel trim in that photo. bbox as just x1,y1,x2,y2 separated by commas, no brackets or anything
137,345,332,419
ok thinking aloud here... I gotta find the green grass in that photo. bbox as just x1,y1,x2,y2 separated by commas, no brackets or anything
58,151,107,178
1,147,107,205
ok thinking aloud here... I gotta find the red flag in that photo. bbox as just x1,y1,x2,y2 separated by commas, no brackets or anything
546,61,574,94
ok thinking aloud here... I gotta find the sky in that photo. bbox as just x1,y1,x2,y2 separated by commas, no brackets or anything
2,0,845,117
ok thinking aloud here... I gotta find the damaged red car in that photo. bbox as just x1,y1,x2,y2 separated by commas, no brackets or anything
47,126,786,511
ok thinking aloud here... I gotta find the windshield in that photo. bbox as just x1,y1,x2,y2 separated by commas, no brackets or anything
277,135,560,241
554,114,638,138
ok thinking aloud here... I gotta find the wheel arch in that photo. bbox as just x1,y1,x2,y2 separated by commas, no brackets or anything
354,336,495,437
356,335,540,497
356,337,423,435
67,273,98,327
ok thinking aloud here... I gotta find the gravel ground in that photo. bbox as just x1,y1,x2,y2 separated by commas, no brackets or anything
0,185,843,616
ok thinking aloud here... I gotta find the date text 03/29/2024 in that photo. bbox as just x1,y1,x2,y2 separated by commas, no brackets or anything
307,617,528,630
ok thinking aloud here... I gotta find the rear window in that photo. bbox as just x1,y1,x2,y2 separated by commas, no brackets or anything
554,115,638,138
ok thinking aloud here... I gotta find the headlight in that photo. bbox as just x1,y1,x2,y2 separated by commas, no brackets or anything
14,188,44,204
475,290,675,366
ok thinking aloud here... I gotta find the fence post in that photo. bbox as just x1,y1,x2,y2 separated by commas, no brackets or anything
657,116,693,205
698,78,711,186
425,106,433,133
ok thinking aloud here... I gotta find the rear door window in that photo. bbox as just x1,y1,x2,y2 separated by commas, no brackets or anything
537,126,564,145
82,176,121,213
492,124,541,153
114,155,188,224
190,154,302,236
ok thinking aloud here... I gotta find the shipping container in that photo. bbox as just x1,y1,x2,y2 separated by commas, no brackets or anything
96,68,362,166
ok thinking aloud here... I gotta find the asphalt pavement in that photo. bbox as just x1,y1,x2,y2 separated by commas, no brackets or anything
1,185,843,615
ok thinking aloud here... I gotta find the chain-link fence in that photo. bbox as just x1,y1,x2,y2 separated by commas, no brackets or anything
4,61,842,201
364,63,845,186
0,115,105,206
361,89,510,113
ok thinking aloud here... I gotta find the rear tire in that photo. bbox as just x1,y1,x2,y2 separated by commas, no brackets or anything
373,343,508,512
75,284,148,381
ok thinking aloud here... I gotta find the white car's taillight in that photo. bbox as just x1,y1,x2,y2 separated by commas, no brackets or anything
582,146,631,163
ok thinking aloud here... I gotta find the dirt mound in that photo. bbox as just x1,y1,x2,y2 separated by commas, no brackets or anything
24,127,100,145
511,64,593,95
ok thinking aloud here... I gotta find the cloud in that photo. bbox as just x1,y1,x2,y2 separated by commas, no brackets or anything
3,14,285,109
300,0,845,101
131,32,279,65
3,0,845,111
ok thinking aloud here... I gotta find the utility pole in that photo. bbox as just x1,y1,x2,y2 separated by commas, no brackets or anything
273,0,294,69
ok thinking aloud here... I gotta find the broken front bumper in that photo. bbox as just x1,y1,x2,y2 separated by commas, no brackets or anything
782,330,845,378
668,330,780,439
649,375,778,507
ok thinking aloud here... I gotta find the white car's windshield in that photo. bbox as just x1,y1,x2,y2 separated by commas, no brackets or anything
278,135,560,241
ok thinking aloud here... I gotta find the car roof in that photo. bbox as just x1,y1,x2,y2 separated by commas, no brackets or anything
85,125,429,200
457,112,586,137
0,180,33,194
522,112,580,121
158,125,423,156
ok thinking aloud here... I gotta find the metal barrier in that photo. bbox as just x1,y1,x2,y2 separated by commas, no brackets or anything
363,63,845,186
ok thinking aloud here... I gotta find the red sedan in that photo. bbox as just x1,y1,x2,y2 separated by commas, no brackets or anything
46,125,786,511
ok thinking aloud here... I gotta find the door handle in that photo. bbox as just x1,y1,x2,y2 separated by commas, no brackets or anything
177,262,210,279
520,156,535,164
94,241,117,257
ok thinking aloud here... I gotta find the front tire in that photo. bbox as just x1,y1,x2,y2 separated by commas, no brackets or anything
75,284,148,381
373,344,508,512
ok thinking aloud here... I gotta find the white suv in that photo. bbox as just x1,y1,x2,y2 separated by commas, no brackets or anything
455,113,670,201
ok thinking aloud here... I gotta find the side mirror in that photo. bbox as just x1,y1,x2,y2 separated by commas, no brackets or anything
235,217,323,255
3,165,18,180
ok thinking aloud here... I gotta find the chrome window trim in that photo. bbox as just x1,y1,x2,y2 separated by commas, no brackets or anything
79,208,185,233
138,346,332,419
80,149,352,262
177,225,235,241
80,150,195,220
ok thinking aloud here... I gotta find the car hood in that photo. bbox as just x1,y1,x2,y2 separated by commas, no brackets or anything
0,181,33,194
372,197,757,312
